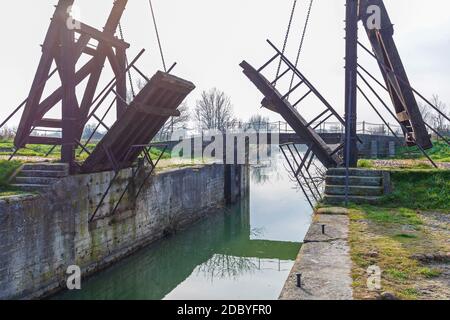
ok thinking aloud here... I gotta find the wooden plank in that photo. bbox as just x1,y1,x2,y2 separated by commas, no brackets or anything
80,71,195,173
33,118,63,128
75,21,130,49
26,136,62,145
134,103,181,117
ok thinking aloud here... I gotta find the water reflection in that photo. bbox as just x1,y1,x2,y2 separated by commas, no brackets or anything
55,148,312,300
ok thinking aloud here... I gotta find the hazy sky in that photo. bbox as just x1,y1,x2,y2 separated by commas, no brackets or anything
1,0,449,128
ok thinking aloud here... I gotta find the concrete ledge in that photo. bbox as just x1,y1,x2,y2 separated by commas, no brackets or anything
279,240,353,300
316,207,349,215
304,215,348,243
279,208,353,300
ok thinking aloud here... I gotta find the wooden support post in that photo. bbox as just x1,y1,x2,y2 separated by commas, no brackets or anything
60,19,77,167
344,0,359,167
116,47,128,118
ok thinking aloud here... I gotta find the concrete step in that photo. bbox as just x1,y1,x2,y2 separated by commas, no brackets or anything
14,176,60,185
323,195,382,205
19,170,68,178
10,184,50,193
22,163,69,172
325,175,382,187
325,185,384,197
327,168,382,177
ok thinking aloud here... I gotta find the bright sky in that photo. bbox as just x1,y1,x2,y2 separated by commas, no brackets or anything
1,0,449,128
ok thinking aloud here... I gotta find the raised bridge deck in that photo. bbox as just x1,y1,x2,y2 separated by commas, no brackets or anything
240,60,342,168
81,71,195,173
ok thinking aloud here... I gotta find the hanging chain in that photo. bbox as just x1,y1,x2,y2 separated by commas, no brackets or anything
288,0,314,99
118,22,136,99
274,0,298,86
149,0,167,72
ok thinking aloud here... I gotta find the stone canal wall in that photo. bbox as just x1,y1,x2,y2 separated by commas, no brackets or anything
0,164,248,299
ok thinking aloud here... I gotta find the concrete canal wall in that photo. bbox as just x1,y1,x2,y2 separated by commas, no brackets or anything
0,163,248,300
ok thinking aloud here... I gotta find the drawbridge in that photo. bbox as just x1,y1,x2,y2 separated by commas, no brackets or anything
241,0,444,207
241,41,345,169
2,0,195,175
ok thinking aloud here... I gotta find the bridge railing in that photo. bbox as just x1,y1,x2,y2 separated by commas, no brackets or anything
154,120,405,142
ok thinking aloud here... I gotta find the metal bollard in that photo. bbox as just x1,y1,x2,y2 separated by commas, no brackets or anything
296,273,302,288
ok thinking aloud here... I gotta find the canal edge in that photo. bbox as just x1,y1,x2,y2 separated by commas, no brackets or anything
279,207,353,300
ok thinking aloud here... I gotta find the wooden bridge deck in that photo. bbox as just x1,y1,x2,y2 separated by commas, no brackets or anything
81,71,195,173
240,61,342,168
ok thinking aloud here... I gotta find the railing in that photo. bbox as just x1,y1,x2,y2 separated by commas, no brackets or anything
154,120,406,142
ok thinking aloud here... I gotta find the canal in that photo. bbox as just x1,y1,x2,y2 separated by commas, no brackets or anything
55,148,313,300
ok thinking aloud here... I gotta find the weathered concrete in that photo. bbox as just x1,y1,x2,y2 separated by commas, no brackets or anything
279,208,353,300
0,163,247,300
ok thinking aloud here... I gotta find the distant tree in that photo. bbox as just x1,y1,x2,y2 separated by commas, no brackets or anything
418,101,432,124
82,123,104,141
193,88,235,132
430,95,449,132
247,114,270,132
158,101,191,140
0,126,16,140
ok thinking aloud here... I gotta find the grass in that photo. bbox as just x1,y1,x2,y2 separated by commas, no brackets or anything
0,160,25,197
380,170,450,211
345,168,450,299
0,138,173,163
396,140,450,162
348,207,449,300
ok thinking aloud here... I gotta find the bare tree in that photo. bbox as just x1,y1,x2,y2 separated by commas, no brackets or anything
418,101,432,124
193,88,235,132
158,101,191,140
247,114,270,133
430,94,449,132
0,126,16,141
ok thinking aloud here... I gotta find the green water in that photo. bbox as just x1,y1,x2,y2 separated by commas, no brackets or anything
55,151,313,300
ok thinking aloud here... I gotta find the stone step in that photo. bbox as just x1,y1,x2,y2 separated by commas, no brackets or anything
325,175,382,187
325,185,384,197
323,195,382,205
327,168,382,177
10,184,50,193
22,163,69,172
18,170,68,178
14,176,60,185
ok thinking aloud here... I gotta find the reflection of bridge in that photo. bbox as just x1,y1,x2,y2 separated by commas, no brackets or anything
57,192,301,300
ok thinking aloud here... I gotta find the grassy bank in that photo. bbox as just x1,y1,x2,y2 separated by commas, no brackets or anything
0,160,25,197
396,140,450,162
346,169,450,300
380,170,450,211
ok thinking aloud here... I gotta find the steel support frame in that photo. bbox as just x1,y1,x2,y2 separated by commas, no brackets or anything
280,142,323,209
344,0,359,168
13,0,130,171
89,143,168,222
